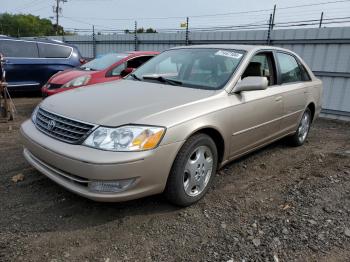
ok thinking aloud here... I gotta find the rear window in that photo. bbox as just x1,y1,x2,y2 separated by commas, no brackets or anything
0,40,39,58
38,43,72,58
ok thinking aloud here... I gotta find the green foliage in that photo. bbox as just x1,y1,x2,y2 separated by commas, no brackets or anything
136,28,144,33
0,13,64,37
127,27,157,34
145,28,157,33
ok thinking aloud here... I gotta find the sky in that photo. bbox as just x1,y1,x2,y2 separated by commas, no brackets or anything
1,0,350,33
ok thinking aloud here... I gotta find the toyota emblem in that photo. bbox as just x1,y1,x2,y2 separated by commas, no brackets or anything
47,120,56,130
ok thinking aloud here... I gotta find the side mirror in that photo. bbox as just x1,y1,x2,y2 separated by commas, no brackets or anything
233,76,268,93
120,67,135,77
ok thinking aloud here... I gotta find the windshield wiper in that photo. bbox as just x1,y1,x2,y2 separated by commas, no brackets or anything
143,75,182,86
130,73,142,81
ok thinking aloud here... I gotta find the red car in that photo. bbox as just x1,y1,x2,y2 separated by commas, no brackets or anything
41,51,159,96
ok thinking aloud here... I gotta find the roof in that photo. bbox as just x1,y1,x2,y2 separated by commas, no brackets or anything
0,36,77,48
170,44,288,52
126,51,160,55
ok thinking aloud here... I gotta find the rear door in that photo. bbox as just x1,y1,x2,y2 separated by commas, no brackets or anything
37,42,75,85
275,52,310,133
0,39,41,91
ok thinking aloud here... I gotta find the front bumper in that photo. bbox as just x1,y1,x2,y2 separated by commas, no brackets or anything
41,86,64,97
20,120,182,202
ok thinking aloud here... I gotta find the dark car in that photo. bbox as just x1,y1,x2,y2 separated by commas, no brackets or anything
0,36,84,93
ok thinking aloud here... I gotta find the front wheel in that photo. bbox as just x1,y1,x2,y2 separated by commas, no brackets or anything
288,108,312,146
164,134,218,206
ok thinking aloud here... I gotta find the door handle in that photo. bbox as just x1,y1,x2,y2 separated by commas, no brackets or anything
275,96,282,102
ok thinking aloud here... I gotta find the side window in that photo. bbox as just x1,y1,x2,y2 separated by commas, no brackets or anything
38,43,72,58
0,40,38,58
299,64,311,81
277,52,305,84
109,56,154,77
127,56,153,69
242,52,276,86
110,63,126,76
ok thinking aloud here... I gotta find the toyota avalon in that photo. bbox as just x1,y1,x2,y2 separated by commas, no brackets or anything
20,45,322,206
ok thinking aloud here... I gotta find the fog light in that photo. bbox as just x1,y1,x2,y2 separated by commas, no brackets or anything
88,179,135,193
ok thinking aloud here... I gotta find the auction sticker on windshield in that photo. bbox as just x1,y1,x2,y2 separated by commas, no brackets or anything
215,50,243,59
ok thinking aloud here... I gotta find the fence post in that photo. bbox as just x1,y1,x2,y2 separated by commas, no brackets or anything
267,14,273,45
185,17,189,45
134,21,138,51
92,25,96,58
271,5,276,30
319,12,324,28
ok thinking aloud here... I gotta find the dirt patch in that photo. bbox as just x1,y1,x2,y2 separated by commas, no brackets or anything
0,98,349,261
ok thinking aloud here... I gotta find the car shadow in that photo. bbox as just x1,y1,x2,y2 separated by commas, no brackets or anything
2,137,291,235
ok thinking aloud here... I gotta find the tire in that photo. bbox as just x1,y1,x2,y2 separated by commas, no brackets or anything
164,133,218,207
288,108,312,147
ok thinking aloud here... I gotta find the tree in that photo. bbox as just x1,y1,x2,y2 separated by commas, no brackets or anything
145,28,157,33
125,27,157,34
136,28,144,33
0,13,63,37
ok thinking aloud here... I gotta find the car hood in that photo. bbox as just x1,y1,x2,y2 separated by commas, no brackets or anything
50,69,96,84
40,80,218,127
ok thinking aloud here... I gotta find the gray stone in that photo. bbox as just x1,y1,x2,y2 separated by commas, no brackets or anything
252,238,261,247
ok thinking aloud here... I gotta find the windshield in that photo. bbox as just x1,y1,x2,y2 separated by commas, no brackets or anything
129,48,245,90
81,53,128,71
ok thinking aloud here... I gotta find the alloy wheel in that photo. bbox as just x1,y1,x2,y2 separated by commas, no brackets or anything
183,145,213,197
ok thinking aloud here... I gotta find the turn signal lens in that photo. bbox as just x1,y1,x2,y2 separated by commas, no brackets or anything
142,130,165,150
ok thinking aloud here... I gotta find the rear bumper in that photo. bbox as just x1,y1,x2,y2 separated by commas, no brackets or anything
20,120,182,202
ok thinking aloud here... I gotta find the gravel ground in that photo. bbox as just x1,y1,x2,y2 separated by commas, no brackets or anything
0,98,349,262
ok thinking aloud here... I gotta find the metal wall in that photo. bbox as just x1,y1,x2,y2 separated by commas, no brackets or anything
46,27,350,119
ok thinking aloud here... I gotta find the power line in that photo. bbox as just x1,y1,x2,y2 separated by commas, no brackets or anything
14,0,48,13
62,0,350,22
63,15,350,34
61,16,119,30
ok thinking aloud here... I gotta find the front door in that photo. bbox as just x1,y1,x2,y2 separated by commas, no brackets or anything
229,51,284,157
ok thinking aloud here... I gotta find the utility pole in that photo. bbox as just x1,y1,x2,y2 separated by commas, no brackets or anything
319,12,324,28
55,0,59,35
53,0,67,35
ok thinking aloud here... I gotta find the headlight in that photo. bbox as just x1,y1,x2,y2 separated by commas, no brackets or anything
62,75,91,88
83,125,165,151
31,105,39,123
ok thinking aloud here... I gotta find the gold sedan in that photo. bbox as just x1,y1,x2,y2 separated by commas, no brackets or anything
20,45,322,206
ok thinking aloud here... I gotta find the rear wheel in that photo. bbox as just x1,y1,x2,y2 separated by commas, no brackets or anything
164,134,218,206
288,108,312,146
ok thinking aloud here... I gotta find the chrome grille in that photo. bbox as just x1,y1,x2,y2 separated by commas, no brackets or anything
35,108,95,144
